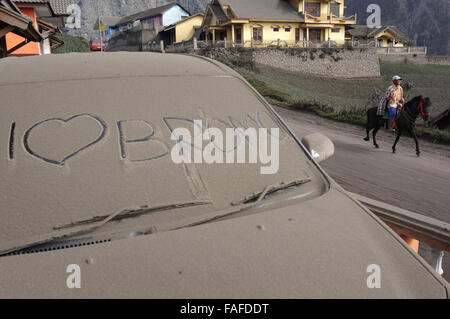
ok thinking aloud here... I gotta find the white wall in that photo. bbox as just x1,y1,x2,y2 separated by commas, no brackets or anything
162,5,190,26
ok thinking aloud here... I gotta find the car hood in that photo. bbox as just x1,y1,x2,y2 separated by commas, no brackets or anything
0,186,447,299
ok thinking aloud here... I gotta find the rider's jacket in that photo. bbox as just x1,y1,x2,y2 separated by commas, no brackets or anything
378,84,403,116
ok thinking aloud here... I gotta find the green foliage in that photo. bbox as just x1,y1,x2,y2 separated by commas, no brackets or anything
53,33,90,54
416,126,450,144
243,74,450,145
236,61,450,115
245,77,295,107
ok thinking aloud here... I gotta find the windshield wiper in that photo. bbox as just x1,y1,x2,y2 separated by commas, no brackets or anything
231,178,311,206
0,200,211,256
169,178,312,230
53,200,212,230
1,179,312,256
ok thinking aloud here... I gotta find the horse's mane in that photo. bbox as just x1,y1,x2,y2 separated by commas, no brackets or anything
404,96,422,108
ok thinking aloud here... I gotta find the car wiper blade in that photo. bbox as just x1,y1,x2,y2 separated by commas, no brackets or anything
0,200,211,256
53,200,211,230
168,178,312,230
231,178,311,206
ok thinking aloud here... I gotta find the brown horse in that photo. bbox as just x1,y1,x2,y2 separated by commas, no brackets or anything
364,96,431,156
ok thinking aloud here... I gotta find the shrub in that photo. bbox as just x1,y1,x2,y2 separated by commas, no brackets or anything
53,33,90,53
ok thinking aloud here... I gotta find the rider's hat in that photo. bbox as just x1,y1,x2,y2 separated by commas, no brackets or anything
392,75,402,81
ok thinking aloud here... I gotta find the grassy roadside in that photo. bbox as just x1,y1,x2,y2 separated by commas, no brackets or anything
236,62,450,114
244,76,450,145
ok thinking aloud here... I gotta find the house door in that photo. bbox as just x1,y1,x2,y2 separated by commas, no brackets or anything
309,29,321,42
295,28,300,43
218,31,227,41
235,27,242,43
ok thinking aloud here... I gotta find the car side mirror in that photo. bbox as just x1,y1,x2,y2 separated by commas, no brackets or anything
301,133,335,163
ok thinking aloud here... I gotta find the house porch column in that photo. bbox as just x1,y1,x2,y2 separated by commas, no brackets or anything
231,24,235,44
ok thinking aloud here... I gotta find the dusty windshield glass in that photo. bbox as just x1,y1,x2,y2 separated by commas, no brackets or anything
0,75,327,252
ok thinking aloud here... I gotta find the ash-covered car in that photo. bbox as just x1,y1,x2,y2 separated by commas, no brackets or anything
0,53,448,298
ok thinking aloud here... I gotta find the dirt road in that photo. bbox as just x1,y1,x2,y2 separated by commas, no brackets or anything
274,106,450,281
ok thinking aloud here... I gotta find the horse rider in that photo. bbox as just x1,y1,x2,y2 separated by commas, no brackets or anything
377,75,406,127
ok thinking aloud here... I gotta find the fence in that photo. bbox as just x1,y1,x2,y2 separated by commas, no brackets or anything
145,38,380,54
377,46,428,55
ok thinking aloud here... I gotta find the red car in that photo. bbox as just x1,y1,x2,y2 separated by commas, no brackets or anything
89,37,106,51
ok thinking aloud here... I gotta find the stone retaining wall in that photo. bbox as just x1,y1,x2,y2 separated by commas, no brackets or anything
197,47,381,79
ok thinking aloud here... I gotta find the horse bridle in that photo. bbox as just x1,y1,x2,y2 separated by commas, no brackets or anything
417,100,430,117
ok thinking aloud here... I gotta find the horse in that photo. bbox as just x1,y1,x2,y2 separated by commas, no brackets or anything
364,96,431,156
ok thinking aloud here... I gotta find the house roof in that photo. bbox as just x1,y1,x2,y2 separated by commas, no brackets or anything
116,2,190,26
94,2,191,30
210,0,228,23
12,0,48,4
347,25,409,42
13,0,60,20
0,0,43,43
49,0,73,16
0,0,22,13
221,0,302,20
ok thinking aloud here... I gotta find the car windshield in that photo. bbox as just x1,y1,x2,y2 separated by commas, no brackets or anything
0,70,327,254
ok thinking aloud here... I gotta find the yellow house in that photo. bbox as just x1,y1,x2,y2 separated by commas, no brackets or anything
346,25,410,47
161,13,204,45
200,0,356,47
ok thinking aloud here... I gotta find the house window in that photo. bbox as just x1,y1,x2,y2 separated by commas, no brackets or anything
285,28,291,32
253,27,263,42
331,28,340,33
305,2,321,17
295,28,300,42
273,28,279,32
330,3,340,17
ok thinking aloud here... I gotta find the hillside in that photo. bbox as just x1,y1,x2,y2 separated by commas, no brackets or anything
236,61,450,115
68,0,448,55
346,0,449,55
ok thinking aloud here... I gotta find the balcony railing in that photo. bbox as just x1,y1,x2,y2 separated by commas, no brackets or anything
304,13,357,23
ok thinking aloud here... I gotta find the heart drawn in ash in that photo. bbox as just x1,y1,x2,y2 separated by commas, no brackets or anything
23,114,107,166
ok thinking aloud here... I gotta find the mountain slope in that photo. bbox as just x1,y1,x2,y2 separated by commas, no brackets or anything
345,0,449,55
